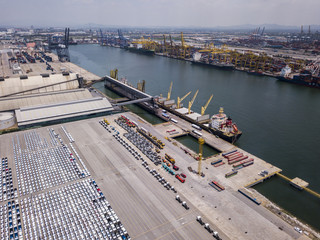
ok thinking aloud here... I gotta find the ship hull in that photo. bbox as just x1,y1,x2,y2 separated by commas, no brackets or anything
191,60,235,70
125,47,155,56
209,128,242,143
276,76,320,89
159,104,241,144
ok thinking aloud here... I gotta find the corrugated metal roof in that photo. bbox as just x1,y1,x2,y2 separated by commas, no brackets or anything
15,97,113,126
0,73,79,96
0,89,93,112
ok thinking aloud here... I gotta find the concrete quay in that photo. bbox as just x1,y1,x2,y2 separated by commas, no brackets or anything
0,45,100,83
109,113,309,240
0,114,309,240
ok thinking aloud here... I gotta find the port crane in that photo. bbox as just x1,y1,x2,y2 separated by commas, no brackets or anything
169,35,174,56
188,90,199,114
180,32,191,59
167,82,173,100
176,91,191,109
198,138,205,175
201,95,213,115
110,69,118,80
48,27,70,62
163,35,166,54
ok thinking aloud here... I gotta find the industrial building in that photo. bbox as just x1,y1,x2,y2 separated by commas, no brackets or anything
0,63,113,131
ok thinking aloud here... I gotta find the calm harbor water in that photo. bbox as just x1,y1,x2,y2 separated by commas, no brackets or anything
174,135,220,158
69,44,320,231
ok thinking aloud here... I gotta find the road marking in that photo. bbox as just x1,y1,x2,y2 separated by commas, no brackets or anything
131,209,197,239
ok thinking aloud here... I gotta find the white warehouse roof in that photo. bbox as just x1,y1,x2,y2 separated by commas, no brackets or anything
0,73,79,96
15,97,113,126
0,89,92,112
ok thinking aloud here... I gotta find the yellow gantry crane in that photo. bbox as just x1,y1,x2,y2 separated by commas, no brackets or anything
180,32,192,59
201,95,213,115
167,81,173,100
198,137,205,175
177,91,191,109
110,68,118,80
188,90,199,114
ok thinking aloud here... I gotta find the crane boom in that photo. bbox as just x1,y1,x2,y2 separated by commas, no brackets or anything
163,34,166,53
177,91,191,109
167,82,173,100
188,90,199,114
198,138,205,175
181,32,185,48
201,95,213,115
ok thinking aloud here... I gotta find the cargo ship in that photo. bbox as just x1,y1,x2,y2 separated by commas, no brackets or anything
208,107,242,143
125,46,155,56
191,60,235,70
159,103,242,143
191,52,235,70
277,65,320,88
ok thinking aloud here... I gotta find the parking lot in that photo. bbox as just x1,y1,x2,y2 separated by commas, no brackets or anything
0,116,224,240
0,113,304,240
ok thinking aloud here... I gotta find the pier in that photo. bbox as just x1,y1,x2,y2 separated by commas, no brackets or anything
277,173,320,199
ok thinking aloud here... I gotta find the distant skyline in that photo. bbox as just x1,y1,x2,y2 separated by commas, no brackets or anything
1,0,319,28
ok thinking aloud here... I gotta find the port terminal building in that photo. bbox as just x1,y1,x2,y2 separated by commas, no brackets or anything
0,73,113,130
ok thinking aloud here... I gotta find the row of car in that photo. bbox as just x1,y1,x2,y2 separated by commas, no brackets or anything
99,121,143,161
13,130,83,196
124,132,161,165
144,164,177,192
1,200,23,240
20,179,130,240
162,157,187,184
100,120,177,194
196,216,221,239
1,157,17,202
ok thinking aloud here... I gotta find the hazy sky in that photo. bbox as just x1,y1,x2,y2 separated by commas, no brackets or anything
1,0,319,27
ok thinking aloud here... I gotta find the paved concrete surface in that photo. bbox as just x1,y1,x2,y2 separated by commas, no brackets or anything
0,114,311,239
0,45,100,83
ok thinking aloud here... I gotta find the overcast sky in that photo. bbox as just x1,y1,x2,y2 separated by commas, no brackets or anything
1,0,319,27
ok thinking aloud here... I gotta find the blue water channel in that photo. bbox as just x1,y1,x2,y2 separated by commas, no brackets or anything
69,44,320,231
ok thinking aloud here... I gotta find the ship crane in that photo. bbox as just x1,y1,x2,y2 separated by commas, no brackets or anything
177,91,191,109
163,34,166,54
201,95,213,115
188,90,199,114
167,81,173,100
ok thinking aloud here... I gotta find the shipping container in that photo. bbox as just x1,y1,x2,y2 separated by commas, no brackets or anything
224,151,240,158
228,156,248,164
226,153,243,161
171,118,178,123
222,150,237,156
211,159,222,165
214,162,225,167
233,158,254,168
225,170,238,178
192,130,202,136
212,181,225,190
191,124,202,131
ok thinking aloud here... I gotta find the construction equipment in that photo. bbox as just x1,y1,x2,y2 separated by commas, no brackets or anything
169,35,174,56
110,69,118,80
188,90,199,114
167,81,173,100
48,27,70,62
180,32,192,59
137,80,145,92
103,118,109,125
201,95,213,115
177,91,191,109
198,138,204,175
163,35,167,54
